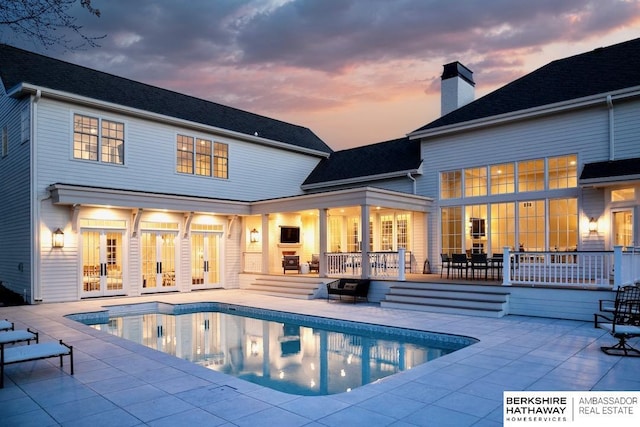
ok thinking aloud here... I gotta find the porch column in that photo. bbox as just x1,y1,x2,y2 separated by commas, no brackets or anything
502,246,511,286
613,245,623,289
261,214,269,274
319,209,328,277
361,205,371,279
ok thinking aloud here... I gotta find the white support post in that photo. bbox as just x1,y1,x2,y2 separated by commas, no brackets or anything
398,248,406,281
613,245,623,289
502,246,511,286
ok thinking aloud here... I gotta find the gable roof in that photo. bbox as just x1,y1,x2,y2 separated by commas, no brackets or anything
302,137,422,189
580,157,640,184
413,37,640,134
0,44,331,154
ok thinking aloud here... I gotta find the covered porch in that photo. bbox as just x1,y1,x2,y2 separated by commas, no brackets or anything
242,187,432,281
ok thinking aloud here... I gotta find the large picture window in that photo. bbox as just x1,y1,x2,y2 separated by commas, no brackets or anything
176,134,228,179
548,154,577,189
441,170,462,199
464,167,487,197
73,114,124,164
490,163,515,195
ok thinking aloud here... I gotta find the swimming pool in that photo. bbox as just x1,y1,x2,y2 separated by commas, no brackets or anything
68,302,477,396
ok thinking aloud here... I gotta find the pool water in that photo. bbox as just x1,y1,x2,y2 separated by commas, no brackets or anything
69,302,476,396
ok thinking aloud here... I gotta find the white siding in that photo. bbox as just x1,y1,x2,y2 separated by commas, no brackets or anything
34,99,322,203
612,100,640,160
0,95,32,300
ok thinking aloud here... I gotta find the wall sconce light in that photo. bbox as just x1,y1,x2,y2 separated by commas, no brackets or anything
588,217,598,233
52,228,65,248
249,228,260,243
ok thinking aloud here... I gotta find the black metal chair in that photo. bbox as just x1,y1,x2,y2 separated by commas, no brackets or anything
596,293,640,357
470,253,489,280
489,253,503,279
440,254,451,278
451,253,469,279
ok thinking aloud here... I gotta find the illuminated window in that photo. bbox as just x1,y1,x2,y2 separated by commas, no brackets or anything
518,159,544,192
347,217,359,252
73,114,124,164
441,207,462,256
440,170,462,199
518,200,545,251
464,167,487,197
490,163,515,195
177,134,228,179
396,214,410,249
380,215,393,251
549,198,577,251
490,202,515,254
612,188,635,202
548,154,577,189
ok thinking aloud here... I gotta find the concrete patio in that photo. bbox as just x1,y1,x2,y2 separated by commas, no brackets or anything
0,289,638,426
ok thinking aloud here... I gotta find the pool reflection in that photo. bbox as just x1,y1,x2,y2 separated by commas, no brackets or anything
92,311,455,395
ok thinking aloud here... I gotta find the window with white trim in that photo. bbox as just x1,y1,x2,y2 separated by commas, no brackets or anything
73,114,124,164
176,134,228,179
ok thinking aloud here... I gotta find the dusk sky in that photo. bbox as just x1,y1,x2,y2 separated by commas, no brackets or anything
7,0,640,150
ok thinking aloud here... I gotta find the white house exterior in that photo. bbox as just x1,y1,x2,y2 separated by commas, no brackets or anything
1,38,640,307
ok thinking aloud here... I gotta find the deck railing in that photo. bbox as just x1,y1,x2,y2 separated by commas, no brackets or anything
326,250,406,280
502,246,640,289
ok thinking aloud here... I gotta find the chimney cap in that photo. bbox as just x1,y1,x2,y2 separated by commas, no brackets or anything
441,61,475,86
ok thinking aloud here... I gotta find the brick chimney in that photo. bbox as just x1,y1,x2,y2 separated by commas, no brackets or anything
440,61,475,116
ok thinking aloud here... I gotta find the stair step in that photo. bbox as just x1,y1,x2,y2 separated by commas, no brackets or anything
384,294,506,310
381,300,505,318
388,288,508,302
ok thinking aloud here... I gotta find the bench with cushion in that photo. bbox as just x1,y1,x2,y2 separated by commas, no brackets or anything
0,319,14,332
1,339,74,388
0,329,38,346
327,279,370,303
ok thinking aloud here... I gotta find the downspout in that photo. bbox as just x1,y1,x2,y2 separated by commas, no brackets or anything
407,172,416,195
607,95,614,161
31,89,42,302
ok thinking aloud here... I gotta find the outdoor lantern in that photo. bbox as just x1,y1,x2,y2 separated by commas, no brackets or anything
250,228,260,243
52,228,65,248
589,217,598,233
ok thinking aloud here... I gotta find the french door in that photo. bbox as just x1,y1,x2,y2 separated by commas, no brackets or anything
81,229,125,297
141,231,178,291
612,209,634,248
191,233,221,288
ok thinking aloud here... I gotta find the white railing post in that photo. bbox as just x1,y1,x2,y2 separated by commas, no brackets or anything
398,248,406,281
502,246,511,286
613,245,623,289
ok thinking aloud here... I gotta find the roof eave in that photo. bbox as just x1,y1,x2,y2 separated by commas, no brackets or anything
580,174,640,188
408,86,640,140
13,83,330,158
301,165,423,191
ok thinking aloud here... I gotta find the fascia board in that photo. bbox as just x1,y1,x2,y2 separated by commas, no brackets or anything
301,168,423,191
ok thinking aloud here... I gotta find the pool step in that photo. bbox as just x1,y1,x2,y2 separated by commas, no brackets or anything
381,283,510,318
247,276,327,300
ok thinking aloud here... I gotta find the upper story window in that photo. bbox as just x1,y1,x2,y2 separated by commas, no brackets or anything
611,187,635,202
176,134,228,179
490,163,515,195
518,159,544,192
73,114,124,164
464,167,487,197
548,154,577,189
441,170,462,199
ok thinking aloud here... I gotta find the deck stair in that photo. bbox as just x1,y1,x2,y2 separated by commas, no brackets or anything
246,275,328,300
380,282,510,318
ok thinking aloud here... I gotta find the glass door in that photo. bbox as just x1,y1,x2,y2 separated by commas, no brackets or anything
191,233,221,289
141,231,177,292
612,210,634,248
81,230,124,297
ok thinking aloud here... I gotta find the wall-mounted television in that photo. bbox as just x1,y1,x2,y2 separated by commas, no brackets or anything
280,226,300,244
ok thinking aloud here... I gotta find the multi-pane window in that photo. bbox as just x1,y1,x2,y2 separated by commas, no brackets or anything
464,167,487,197
549,198,577,251
176,134,228,179
380,215,393,251
490,202,515,254
518,200,545,251
518,159,544,192
548,154,577,189
396,214,409,249
176,135,194,173
347,217,359,252
441,207,462,256
440,170,462,199
490,163,515,194
73,114,124,164
329,217,342,252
